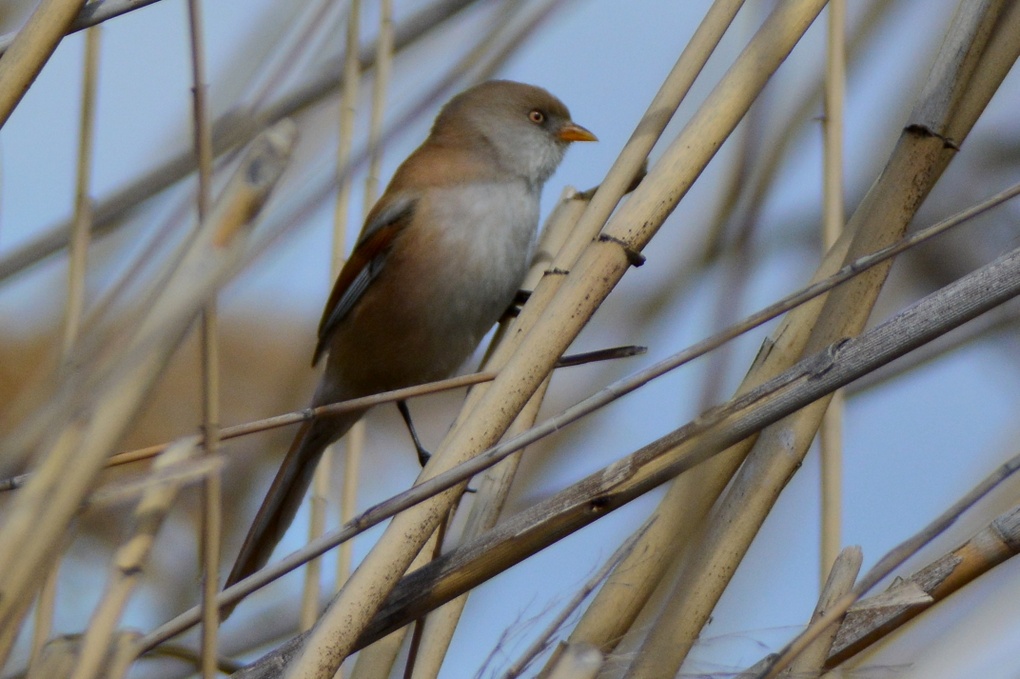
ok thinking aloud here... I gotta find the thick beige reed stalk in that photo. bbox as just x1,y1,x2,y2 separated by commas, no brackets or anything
0,121,296,648
283,1,831,677
0,0,86,128
622,3,1020,677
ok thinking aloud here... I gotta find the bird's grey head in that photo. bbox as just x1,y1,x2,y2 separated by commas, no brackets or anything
431,80,595,187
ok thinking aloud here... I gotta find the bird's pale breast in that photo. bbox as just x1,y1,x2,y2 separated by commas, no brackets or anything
319,180,539,401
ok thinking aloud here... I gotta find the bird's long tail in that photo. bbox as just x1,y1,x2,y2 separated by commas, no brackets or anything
224,408,364,596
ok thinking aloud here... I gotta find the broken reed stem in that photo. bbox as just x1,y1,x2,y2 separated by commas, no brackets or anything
625,4,1019,675
357,242,1020,656
782,545,861,677
68,439,200,679
764,435,1020,678
827,498,1020,667
563,180,1020,661
225,233,1020,677
758,6,1020,677
10,173,1019,654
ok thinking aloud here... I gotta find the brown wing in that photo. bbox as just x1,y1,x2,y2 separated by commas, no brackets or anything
312,195,416,366
311,136,506,366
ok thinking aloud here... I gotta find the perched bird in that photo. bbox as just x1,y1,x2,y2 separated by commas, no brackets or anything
226,80,595,590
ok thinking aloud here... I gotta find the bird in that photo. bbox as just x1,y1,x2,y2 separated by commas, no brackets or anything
225,80,596,591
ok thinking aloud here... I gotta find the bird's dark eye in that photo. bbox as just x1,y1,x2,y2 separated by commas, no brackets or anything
528,109,545,125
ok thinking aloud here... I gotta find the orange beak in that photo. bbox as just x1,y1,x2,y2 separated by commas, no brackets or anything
558,122,598,143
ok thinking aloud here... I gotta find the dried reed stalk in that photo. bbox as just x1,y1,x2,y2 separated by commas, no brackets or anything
28,20,102,672
827,490,1020,667
341,0,392,638
185,0,223,675
783,546,862,678
408,189,588,679
301,0,363,636
566,2,899,657
819,0,847,583
343,230,1020,658
622,3,1020,676
0,121,296,661
263,3,835,675
0,0,86,128
553,0,750,655
68,438,200,679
